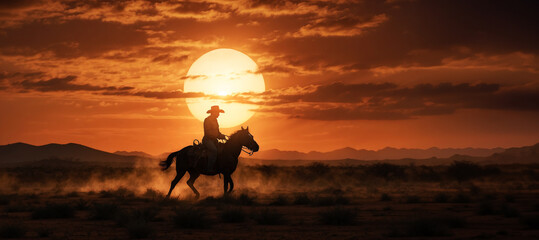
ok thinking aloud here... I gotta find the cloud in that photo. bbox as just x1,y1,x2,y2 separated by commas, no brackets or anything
4,74,204,100
0,19,148,58
230,81,539,120
16,75,134,92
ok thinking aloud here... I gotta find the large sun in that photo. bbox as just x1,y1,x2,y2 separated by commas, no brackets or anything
184,49,265,128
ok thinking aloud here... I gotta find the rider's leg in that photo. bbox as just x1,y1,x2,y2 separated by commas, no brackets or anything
205,140,217,171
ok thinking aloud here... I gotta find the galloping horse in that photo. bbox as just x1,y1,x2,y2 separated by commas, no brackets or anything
160,126,259,199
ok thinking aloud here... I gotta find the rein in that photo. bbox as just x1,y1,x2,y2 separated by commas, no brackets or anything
242,146,254,156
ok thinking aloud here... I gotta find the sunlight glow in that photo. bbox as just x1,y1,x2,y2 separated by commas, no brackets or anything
184,48,265,128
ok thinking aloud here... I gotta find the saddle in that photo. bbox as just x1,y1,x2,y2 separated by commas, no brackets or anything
189,139,224,168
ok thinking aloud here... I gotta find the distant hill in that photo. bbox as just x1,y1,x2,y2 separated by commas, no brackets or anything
0,142,138,166
483,143,539,164
1,142,537,167
114,151,155,159
252,146,505,161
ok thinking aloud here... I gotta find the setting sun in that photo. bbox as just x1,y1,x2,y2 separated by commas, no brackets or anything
184,48,265,128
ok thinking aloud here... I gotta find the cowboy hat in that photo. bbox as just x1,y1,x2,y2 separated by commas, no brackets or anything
207,105,225,114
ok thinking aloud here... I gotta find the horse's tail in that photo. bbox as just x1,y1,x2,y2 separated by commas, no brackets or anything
159,150,179,171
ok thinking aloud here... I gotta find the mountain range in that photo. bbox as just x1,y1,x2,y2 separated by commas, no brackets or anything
0,142,537,166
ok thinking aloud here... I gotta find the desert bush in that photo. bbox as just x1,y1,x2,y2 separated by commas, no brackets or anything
0,194,10,205
452,193,471,203
501,203,520,218
5,203,32,213
36,227,51,237
405,195,421,203
65,191,79,197
237,193,256,205
142,188,163,200
313,196,336,206
319,206,357,225
173,207,211,229
446,161,483,182
74,198,90,210
32,203,75,219
307,162,330,176
89,202,120,220
0,222,26,238
293,193,311,205
434,193,449,203
504,194,516,203
366,163,405,180
477,201,495,215
380,193,392,202
269,195,288,206
220,207,246,223
520,215,539,229
389,216,466,237
126,220,153,239
252,208,285,225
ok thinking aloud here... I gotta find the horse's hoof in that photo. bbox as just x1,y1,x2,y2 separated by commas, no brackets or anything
194,195,200,200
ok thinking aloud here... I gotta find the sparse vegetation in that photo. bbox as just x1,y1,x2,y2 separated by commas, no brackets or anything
293,193,311,205
389,216,466,237
319,206,357,225
0,223,26,238
220,207,246,223
173,207,211,229
269,194,288,206
32,203,75,219
434,193,449,203
89,202,120,220
252,208,285,225
126,220,153,239
380,193,392,201
405,195,421,203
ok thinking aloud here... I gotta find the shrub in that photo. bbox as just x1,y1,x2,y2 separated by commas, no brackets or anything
319,207,357,225
89,202,120,220
380,193,392,202
74,198,90,210
252,208,285,225
389,216,466,237
501,204,520,218
0,223,26,238
173,207,211,229
238,193,256,206
142,188,163,200
0,194,10,205
504,194,516,203
453,193,471,203
293,194,311,205
520,215,539,229
269,195,288,206
446,161,482,182
366,163,405,180
220,207,246,223
314,196,336,206
36,227,51,238
405,195,421,204
477,201,495,215
32,203,75,219
434,193,449,203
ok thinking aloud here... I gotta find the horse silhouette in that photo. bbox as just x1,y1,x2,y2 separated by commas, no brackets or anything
160,126,259,199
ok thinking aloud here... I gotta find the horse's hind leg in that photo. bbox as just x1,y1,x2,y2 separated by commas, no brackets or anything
186,172,201,200
223,174,234,195
166,169,186,199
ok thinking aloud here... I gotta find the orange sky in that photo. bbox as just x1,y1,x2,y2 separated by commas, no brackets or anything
0,0,538,155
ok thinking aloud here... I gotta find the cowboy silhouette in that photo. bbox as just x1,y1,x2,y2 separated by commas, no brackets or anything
203,105,226,172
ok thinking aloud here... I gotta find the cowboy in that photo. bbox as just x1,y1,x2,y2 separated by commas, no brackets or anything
203,105,226,172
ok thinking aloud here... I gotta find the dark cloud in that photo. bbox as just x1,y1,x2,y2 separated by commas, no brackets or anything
16,75,134,92
151,54,189,64
0,19,148,58
237,81,539,120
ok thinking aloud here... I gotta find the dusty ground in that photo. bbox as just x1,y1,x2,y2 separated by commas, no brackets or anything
0,163,538,239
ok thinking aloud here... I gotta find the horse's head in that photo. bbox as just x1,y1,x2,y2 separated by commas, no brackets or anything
236,126,259,153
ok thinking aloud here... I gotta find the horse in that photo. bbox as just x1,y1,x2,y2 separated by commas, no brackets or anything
159,126,259,199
